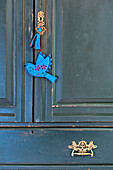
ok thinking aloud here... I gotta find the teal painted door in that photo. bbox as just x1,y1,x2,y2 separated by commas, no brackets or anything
34,0,113,123
0,0,113,169
0,0,33,122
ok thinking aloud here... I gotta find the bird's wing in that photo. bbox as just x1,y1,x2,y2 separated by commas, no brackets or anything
39,55,52,72
36,52,45,65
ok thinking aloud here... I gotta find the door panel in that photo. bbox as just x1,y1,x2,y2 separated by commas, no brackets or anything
34,0,113,122
58,0,113,101
0,0,33,122
0,0,15,121
54,0,113,121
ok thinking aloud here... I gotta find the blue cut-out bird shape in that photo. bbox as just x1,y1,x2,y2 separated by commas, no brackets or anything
24,52,57,83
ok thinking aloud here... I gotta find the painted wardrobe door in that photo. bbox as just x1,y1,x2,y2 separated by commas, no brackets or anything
0,0,33,122
34,0,113,122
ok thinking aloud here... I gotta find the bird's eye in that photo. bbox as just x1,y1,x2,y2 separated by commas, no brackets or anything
30,67,31,68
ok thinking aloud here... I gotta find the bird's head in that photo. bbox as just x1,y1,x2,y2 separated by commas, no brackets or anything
23,63,35,74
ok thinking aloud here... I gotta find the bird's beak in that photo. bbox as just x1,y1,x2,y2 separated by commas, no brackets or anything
23,64,26,68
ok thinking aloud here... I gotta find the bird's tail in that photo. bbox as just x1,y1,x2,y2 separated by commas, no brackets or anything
45,73,57,83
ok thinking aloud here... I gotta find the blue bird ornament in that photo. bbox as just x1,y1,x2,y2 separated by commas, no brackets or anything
24,52,57,83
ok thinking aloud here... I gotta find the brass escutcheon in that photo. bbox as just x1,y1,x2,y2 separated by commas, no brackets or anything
68,140,97,157
35,11,46,35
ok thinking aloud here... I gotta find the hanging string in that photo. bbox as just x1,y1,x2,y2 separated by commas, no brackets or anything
40,35,42,52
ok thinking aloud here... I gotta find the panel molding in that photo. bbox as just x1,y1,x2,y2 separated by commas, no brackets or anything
0,0,33,122
34,0,113,122
0,0,15,106
44,0,113,122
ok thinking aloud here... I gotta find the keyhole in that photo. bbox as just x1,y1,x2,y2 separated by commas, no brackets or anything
30,130,34,135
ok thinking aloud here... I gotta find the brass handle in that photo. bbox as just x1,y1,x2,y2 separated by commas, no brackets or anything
68,140,97,157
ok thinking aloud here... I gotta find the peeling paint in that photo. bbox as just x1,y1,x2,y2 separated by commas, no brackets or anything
28,25,31,33
31,31,33,39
